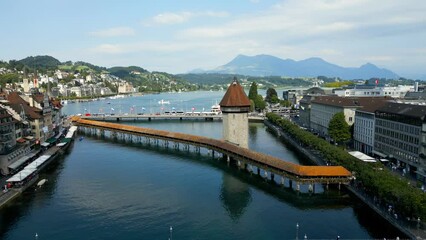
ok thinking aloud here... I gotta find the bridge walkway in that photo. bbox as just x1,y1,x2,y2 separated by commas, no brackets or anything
72,117,351,184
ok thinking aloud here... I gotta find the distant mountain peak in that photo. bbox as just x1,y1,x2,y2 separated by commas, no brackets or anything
202,54,399,79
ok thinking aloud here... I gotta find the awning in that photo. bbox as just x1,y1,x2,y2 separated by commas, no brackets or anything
41,142,50,147
372,150,387,158
25,155,51,170
61,138,72,143
8,156,31,170
56,142,67,147
46,137,57,144
380,158,389,162
7,150,40,170
7,168,36,182
349,151,376,162
16,138,26,143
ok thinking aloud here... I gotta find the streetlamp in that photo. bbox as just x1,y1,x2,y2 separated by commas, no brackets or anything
169,226,173,240
296,223,299,240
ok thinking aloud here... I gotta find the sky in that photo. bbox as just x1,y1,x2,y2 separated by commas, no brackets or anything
1,0,425,78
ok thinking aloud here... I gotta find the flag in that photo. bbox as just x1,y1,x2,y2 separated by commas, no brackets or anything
375,79,379,85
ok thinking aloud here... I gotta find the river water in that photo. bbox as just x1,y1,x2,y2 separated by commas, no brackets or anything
0,91,404,239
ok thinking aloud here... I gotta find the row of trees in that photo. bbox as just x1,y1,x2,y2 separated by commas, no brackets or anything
247,82,293,111
266,112,426,220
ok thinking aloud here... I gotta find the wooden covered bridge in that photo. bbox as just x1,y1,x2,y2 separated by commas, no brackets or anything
71,117,352,189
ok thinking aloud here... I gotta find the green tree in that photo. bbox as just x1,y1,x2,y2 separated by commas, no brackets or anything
265,88,278,103
248,82,258,101
254,94,266,110
270,95,280,104
280,100,291,107
328,112,351,145
249,99,255,112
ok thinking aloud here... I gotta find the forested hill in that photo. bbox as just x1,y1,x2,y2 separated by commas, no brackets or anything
16,55,61,70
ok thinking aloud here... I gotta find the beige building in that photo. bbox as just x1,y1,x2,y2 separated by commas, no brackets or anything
118,82,135,94
310,96,390,140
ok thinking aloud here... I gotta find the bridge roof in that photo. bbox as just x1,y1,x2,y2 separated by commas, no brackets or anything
72,117,351,179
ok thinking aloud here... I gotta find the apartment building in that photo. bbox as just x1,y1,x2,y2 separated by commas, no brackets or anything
373,102,426,181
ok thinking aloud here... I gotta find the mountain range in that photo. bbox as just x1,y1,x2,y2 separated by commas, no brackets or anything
196,54,399,80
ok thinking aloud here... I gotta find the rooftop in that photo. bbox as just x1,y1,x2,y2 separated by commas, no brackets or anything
219,77,251,108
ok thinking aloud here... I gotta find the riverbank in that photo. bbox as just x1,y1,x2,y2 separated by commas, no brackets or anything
264,120,426,239
264,119,425,239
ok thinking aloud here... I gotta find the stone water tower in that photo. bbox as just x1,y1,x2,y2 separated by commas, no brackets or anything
219,77,251,149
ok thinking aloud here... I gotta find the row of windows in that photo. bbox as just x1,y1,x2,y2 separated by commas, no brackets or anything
375,143,419,163
376,119,421,134
376,135,419,153
376,127,420,144
376,113,422,126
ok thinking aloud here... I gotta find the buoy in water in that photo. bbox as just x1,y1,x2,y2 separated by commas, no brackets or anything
37,179,48,187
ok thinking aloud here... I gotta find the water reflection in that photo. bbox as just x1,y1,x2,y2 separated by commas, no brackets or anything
248,125,257,142
220,174,252,222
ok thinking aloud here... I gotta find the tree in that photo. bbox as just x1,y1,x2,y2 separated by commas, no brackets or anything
254,94,266,110
328,112,351,145
249,99,255,112
280,100,291,107
265,88,278,103
248,82,258,101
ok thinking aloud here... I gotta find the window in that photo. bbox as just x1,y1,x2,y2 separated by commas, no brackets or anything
349,117,353,122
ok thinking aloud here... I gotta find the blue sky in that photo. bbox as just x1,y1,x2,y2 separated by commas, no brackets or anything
1,0,425,78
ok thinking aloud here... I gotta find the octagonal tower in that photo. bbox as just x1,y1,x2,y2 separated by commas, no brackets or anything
219,77,251,149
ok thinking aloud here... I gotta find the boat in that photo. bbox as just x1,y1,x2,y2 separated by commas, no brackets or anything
211,104,221,115
158,99,170,104
37,179,48,187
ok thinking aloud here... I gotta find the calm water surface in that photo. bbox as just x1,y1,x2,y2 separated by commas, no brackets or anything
0,92,404,239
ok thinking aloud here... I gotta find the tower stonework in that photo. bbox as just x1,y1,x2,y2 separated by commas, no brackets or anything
219,77,251,149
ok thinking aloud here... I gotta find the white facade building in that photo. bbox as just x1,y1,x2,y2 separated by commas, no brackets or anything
334,85,414,98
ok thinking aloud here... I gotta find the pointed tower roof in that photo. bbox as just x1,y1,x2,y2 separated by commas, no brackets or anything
219,77,251,108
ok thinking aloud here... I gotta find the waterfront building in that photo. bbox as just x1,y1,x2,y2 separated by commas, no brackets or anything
118,82,135,94
353,100,390,155
310,96,391,139
220,77,251,148
6,92,45,142
0,106,17,174
0,104,35,175
373,102,426,182
70,86,82,97
298,87,329,128
334,85,414,98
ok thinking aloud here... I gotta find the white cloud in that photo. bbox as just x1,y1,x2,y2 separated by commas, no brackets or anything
90,0,426,74
90,27,135,37
147,11,229,25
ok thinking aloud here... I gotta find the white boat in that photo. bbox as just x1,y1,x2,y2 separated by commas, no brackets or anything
37,179,48,187
211,104,221,114
158,99,170,104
